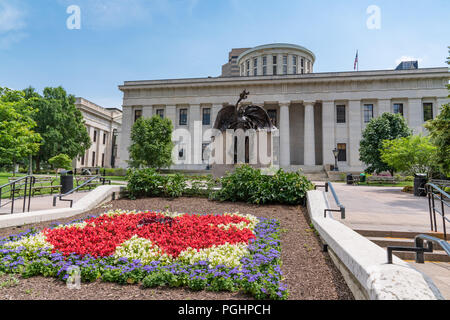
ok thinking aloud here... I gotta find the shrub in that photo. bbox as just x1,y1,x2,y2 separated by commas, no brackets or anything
103,168,127,177
211,165,313,205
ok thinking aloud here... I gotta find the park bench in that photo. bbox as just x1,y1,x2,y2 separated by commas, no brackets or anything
31,177,61,196
349,175,361,185
7,176,61,197
367,176,397,185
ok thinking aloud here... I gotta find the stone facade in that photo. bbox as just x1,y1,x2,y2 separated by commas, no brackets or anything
118,43,449,172
74,98,122,169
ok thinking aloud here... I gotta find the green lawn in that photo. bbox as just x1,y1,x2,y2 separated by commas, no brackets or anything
103,176,128,181
0,173,120,199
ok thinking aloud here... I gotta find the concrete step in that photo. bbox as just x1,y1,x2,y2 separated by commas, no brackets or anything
355,229,448,240
367,236,450,262
392,250,450,262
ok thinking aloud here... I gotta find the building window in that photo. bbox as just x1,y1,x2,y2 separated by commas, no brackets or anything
262,56,267,75
81,154,85,166
337,144,347,162
267,109,277,127
300,57,305,74
103,133,106,145
283,55,288,75
101,153,105,167
253,58,258,76
246,60,250,76
156,109,164,118
93,130,97,143
293,55,298,74
393,103,404,116
202,108,211,125
423,103,433,121
336,105,346,123
273,56,277,75
179,109,188,125
364,104,374,123
134,110,142,122
92,152,96,167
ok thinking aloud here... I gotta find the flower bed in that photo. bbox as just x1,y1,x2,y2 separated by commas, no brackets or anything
0,210,287,300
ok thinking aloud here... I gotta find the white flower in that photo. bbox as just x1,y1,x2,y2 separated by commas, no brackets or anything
4,233,53,251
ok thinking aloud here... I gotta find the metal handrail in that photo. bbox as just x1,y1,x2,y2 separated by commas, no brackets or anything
315,182,346,219
0,175,35,214
53,175,111,208
387,234,450,264
426,183,449,240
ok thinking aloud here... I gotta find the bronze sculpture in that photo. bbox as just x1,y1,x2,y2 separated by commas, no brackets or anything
213,90,275,132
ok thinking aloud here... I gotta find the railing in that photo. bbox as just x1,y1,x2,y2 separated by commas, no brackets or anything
53,176,111,208
425,182,449,240
315,182,346,219
387,234,450,264
0,176,35,214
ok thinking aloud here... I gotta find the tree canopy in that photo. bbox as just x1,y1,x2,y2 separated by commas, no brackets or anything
359,112,411,175
129,116,174,169
0,88,42,169
27,87,91,168
380,135,438,178
424,48,450,176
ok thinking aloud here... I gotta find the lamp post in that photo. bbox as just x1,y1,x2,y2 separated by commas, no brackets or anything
332,148,339,172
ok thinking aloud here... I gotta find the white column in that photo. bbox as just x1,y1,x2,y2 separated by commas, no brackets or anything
348,100,362,168
118,106,132,168
407,98,423,135
142,105,153,119
322,101,336,166
189,104,202,165
304,101,316,166
378,99,391,117
279,103,291,167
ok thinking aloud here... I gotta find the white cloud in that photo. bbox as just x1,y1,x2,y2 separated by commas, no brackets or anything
0,0,26,33
0,0,27,49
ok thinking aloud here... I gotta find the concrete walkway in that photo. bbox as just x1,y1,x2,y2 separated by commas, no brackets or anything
323,183,438,233
0,192,88,215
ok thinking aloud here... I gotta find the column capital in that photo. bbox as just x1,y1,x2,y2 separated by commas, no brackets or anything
303,100,316,106
278,102,291,107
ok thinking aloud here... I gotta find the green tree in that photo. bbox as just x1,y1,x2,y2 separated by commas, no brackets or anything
0,88,42,175
380,135,438,178
424,48,450,176
129,116,174,169
359,112,411,175
27,87,91,170
48,154,73,177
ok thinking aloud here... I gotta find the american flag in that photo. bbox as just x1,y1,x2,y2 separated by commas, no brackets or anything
354,50,359,71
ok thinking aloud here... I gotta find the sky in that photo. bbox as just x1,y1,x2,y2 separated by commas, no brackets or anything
0,0,449,109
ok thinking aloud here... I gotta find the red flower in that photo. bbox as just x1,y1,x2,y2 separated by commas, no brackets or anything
44,212,256,258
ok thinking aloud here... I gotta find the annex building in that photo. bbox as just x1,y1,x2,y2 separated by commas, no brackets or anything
74,98,122,169
118,43,449,172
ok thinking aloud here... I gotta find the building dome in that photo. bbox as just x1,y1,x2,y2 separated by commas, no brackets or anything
237,43,315,77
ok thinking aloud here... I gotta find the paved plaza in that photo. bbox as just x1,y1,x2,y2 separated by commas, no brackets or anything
324,183,436,233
